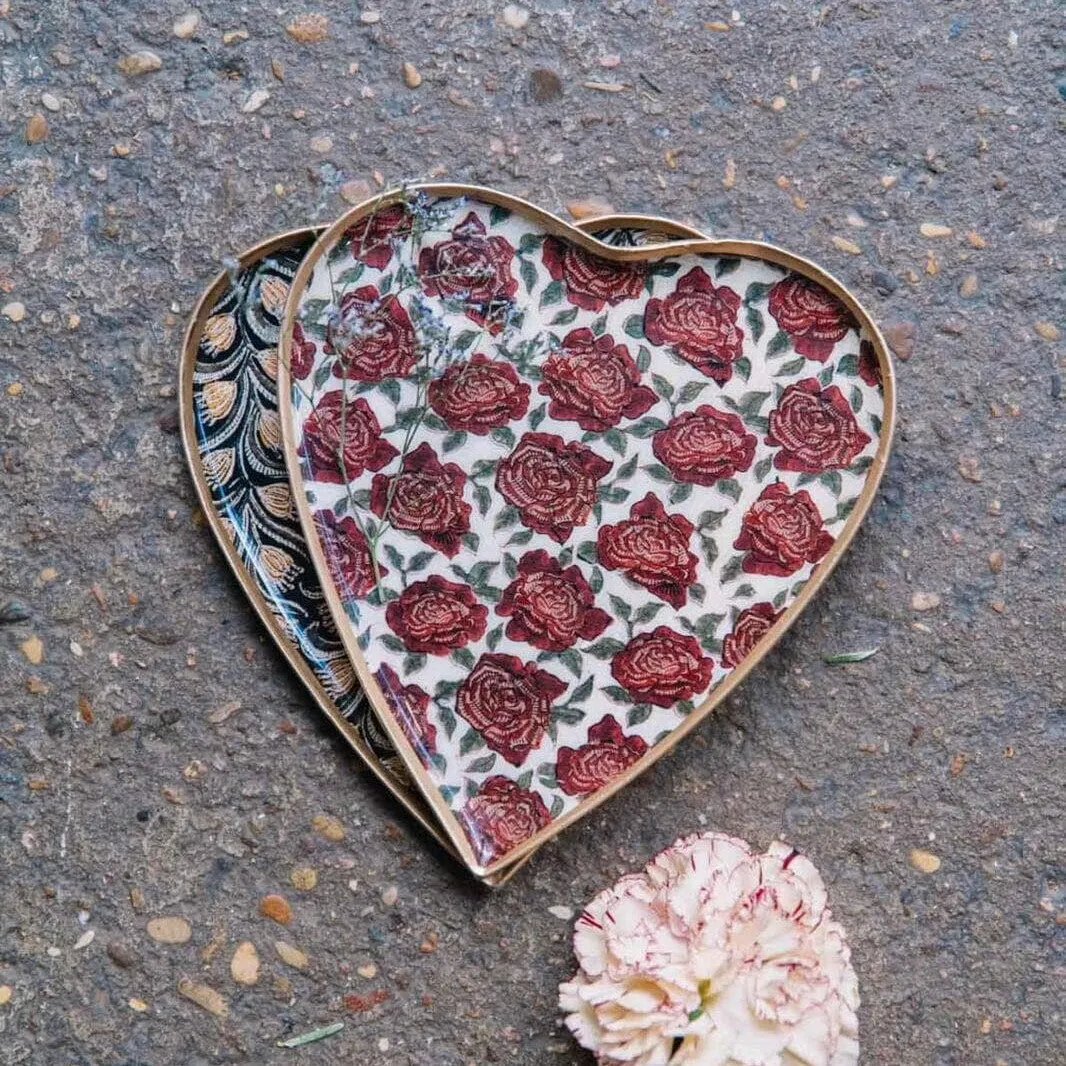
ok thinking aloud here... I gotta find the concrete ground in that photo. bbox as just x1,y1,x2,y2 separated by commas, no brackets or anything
1,1,1064,1063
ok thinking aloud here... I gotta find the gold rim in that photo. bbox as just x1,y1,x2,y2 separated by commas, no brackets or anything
176,215,701,886
277,183,898,877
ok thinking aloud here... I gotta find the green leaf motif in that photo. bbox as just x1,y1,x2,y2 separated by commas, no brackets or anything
592,313,608,336
540,279,564,307
407,550,434,572
489,204,511,226
715,257,741,278
837,352,859,377
461,532,480,552
551,306,580,326
835,498,857,522
776,356,806,377
538,764,558,789
550,795,565,818
818,366,835,388
670,481,693,505
678,380,708,404
588,637,627,660
765,330,791,359
636,345,652,372
608,594,632,620
443,430,467,453
745,304,765,344
849,385,863,414
630,416,667,438
577,541,598,564
698,509,728,530
520,257,538,295
600,485,630,505
450,647,476,670
718,478,742,502
491,426,516,449
734,582,755,599
819,470,843,496
589,566,604,593
552,705,585,726
754,455,773,481
644,463,673,483
474,483,492,518
773,588,788,609
690,582,706,604
518,232,542,256
559,648,583,678
379,633,406,653
380,379,402,405
624,314,645,339
733,356,752,382
603,428,627,456
651,373,675,399
745,281,773,305
633,602,664,625
516,769,533,790
616,453,639,480
506,528,534,547
383,544,406,570
602,684,634,704
467,753,497,774
403,652,427,675
570,675,594,703
459,729,485,756
487,625,503,652
494,504,518,532
528,402,547,430
719,555,744,585
627,704,653,727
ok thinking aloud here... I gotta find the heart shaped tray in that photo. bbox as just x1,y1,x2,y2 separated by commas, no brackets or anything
179,216,705,883
279,186,895,877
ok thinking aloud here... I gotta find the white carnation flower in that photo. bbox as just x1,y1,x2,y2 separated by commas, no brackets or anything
559,833,859,1066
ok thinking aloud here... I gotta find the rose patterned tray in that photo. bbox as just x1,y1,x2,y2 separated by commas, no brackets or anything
179,217,705,884
278,186,895,877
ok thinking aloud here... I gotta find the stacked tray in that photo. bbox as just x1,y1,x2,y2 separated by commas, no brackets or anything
180,185,894,882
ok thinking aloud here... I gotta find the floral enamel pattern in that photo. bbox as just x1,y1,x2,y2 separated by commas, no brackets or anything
282,194,888,871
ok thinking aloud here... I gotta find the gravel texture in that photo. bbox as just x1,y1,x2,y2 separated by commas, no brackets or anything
1,2,1064,1063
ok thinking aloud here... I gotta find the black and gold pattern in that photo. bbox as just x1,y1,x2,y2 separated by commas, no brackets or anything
191,237,401,767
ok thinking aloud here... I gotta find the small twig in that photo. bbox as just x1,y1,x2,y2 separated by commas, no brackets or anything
276,1022,344,1048
638,73,662,94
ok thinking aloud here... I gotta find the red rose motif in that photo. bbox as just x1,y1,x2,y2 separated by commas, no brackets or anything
417,212,518,334
643,266,744,383
767,275,855,361
312,509,384,601
496,550,611,652
289,320,315,381
456,653,567,766
346,203,412,270
385,575,487,655
460,775,551,866
857,339,882,387
300,391,399,484
721,602,780,670
538,328,657,432
428,353,530,434
610,627,714,709
495,432,612,543
766,379,872,473
556,715,648,797
327,285,418,383
541,237,647,312
597,493,698,609
375,662,436,766
370,442,471,557
734,482,834,577
652,405,756,487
